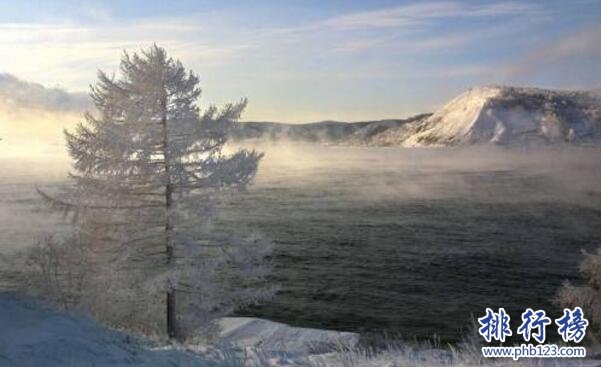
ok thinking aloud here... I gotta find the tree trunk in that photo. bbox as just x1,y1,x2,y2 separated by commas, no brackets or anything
161,90,177,340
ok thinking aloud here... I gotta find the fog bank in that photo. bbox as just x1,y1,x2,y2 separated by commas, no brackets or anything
2,143,601,254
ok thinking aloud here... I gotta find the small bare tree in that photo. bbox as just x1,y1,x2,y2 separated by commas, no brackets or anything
556,247,601,343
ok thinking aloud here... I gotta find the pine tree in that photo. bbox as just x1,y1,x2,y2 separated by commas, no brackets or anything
39,45,272,339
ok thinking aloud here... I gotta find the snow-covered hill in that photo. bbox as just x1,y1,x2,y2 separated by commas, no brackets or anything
234,86,601,147
368,86,601,147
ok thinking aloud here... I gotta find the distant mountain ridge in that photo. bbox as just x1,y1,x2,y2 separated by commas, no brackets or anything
231,115,431,144
233,85,601,147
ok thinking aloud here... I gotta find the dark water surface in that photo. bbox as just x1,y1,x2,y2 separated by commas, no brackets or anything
3,147,601,342
217,145,601,342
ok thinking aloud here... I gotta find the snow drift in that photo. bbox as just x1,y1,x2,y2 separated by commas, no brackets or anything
0,295,210,367
216,317,358,353
0,295,362,367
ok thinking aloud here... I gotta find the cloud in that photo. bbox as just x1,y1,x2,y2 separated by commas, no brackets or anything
318,1,539,30
255,0,544,59
331,32,489,55
0,16,254,91
0,73,88,112
0,74,88,158
500,25,601,87
0,0,585,123
0,1,544,90
80,2,113,22
0,73,89,112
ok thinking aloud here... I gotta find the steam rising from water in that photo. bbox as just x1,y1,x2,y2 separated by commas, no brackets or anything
216,142,601,339
230,141,601,205
2,142,601,339
2,142,601,254
0,102,79,159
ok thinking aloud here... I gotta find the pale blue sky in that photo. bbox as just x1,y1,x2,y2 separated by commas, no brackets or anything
1,0,600,122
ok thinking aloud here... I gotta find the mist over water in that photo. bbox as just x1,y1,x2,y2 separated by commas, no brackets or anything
0,158,68,253
230,142,601,204
220,143,601,341
2,145,601,341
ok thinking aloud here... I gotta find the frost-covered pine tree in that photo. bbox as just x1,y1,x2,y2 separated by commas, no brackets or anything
39,45,273,339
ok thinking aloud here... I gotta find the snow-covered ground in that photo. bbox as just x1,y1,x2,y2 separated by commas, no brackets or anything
216,317,358,354
0,295,358,367
2,294,600,367
0,295,211,367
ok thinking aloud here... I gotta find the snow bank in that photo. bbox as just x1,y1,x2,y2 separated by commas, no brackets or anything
216,317,359,354
0,295,359,366
0,295,209,367
3,295,597,366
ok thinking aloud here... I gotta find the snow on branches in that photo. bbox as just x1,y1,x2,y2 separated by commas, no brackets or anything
31,45,274,339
